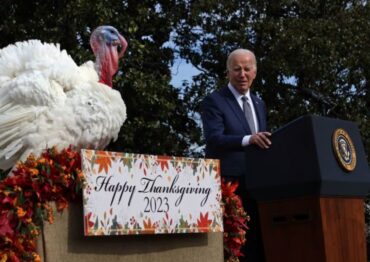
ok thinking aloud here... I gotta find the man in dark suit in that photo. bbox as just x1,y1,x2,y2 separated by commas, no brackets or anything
201,49,271,262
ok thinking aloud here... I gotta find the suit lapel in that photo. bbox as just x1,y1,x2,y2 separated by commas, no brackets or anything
220,87,250,132
251,94,265,132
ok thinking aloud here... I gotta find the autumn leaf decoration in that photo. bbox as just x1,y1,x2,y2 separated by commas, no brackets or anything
0,146,83,262
84,212,95,235
196,212,212,232
0,213,13,237
0,147,247,262
142,218,156,234
157,156,171,171
222,179,250,262
94,151,113,174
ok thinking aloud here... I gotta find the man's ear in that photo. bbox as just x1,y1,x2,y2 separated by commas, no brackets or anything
252,69,257,79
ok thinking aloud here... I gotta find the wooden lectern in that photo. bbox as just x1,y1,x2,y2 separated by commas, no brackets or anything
244,115,370,262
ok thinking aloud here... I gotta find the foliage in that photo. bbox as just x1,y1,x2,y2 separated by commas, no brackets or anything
1,0,370,256
173,0,370,159
222,180,249,262
1,1,369,174
0,148,248,261
173,0,370,247
0,147,83,261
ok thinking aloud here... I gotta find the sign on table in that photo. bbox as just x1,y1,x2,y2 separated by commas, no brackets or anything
81,149,223,235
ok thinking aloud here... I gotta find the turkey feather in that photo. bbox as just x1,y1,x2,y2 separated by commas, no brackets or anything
0,26,128,171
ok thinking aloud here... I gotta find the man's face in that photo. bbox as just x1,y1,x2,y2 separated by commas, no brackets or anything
227,52,256,95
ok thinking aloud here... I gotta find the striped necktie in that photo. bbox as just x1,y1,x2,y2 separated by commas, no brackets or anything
241,96,256,134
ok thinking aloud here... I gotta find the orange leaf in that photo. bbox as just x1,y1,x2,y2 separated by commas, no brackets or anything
95,152,112,174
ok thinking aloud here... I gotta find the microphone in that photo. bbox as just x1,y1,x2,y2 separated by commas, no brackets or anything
298,87,337,116
299,87,335,107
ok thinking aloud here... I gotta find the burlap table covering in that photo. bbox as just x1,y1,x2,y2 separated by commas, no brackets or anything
37,201,223,262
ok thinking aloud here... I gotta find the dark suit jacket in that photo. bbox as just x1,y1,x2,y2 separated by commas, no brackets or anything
201,86,267,177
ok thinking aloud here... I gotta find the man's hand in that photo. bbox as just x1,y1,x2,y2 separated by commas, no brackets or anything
250,132,272,149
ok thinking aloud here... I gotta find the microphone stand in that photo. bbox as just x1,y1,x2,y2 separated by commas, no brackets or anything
299,87,337,117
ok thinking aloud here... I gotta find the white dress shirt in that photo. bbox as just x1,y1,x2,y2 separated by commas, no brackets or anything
228,83,258,146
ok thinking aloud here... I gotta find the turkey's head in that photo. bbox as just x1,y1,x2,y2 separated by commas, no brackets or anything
90,25,128,87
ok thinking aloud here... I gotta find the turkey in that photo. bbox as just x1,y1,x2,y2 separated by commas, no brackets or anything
0,25,128,171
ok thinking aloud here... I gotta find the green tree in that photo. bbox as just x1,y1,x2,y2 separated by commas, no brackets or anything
174,0,370,160
173,0,370,245
1,0,369,160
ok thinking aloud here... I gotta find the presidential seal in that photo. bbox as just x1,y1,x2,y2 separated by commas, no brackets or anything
332,128,356,172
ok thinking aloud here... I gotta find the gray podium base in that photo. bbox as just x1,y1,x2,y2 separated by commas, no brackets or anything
37,202,224,262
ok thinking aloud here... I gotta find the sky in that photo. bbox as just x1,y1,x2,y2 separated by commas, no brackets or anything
170,58,200,88
170,58,204,154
